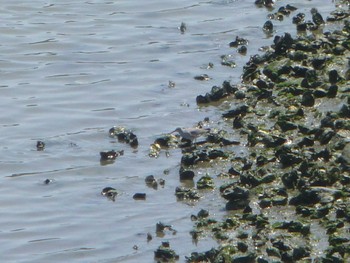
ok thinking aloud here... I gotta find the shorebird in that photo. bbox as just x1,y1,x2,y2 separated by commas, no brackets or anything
171,127,210,142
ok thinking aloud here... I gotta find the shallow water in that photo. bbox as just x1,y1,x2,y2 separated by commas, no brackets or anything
0,0,343,262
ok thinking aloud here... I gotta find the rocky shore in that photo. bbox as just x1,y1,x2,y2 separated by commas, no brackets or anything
151,1,350,262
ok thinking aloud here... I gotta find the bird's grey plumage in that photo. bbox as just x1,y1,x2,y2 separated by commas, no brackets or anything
171,127,210,141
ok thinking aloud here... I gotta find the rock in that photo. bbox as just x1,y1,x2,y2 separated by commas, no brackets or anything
221,186,249,201
179,168,195,181
100,150,124,162
196,175,215,189
145,175,158,189
222,104,249,118
36,141,45,151
289,189,321,206
175,186,200,200
154,245,179,261
101,187,118,201
133,193,146,200
109,126,138,148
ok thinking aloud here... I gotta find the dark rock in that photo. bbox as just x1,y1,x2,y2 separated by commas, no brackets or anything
145,175,158,189
100,150,124,161
289,189,321,206
275,146,303,167
329,69,340,84
101,187,118,200
237,45,247,55
301,91,315,107
327,85,338,98
232,253,256,263
179,169,195,181
44,179,53,185
175,186,200,200
154,246,179,261
197,209,209,218
242,63,260,82
293,13,305,24
196,81,237,104
263,20,273,32
273,33,293,55
133,193,146,200
235,90,246,99
297,137,314,147
194,74,210,81
36,141,45,151
282,170,299,189
276,120,298,132
221,186,249,201
196,175,214,189
222,104,249,118
311,8,325,25
229,36,248,47
233,116,244,129
109,127,138,148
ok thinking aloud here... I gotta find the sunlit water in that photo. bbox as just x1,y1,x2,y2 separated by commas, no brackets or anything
0,1,342,262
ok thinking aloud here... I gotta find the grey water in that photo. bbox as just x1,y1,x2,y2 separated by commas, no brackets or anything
0,0,342,262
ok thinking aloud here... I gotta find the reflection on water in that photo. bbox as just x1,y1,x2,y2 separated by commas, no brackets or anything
0,0,339,262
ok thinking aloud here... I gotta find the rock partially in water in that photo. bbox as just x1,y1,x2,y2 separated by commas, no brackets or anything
154,243,179,262
145,175,158,189
196,175,214,190
36,141,45,151
101,187,118,201
175,186,200,201
179,168,195,181
109,126,138,148
100,150,124,164
229,36,249,48
133,193,146,200
196,81,237,104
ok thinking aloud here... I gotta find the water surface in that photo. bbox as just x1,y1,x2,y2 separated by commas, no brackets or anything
0,0,342,262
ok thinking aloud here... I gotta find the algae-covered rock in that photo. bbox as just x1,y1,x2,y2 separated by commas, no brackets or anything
197,175,215,189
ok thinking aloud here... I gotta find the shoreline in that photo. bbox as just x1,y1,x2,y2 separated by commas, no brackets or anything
152,1,350,262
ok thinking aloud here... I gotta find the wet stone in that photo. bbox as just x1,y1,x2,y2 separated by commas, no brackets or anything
154,244,179,262
237,45,247,55
196,81,237,104
222,104,249,118
263,20,273,32
301,91,315,107
100,150,124,162
179,168,195,181
145,175,158,189
327,85,338,98
175,186,200,200
101,187,118,201
196,175,215,190
36,141,45,151
44,179,53,185
194,74,210,81
109,126,138,148
229,36,249,47
133,193,146,200
289,189,321,206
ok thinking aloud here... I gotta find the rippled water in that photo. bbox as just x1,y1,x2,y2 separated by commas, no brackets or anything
0,0,342,262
